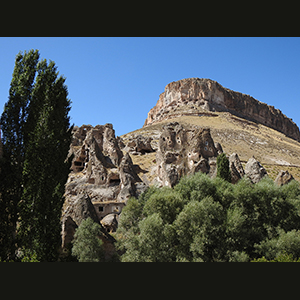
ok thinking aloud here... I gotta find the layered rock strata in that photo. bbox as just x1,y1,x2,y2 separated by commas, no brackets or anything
144,78,300,142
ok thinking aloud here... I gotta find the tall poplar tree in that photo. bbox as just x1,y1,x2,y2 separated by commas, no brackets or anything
0,50,72,261
0,50,39,260
19,59,73,261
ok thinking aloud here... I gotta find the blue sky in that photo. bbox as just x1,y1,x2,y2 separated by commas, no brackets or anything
0,37,300,136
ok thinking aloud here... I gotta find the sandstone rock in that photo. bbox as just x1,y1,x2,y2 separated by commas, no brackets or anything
244,156,268,183
215,142,223,155
100,213,119,233
144,78,300,142
275,170,294,186
66,124,142,208
62,123,144,251
229,153,245,184
156,122,220,187
61,194,115,250
125,134,154,154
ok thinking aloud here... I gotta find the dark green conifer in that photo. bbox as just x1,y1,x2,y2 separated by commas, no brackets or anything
0,50,39,260
217,153,231,183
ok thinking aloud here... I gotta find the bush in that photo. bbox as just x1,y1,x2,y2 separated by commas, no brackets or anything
255,229,300,260
72,218,104,262
116,172,300,262
217,153,231,182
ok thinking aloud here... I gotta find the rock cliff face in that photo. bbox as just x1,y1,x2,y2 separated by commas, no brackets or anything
144,78,300,142
61,123,147,249
156,122,222,187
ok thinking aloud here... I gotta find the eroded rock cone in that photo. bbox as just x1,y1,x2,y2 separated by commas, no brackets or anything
229,153,245,184
245,156,268,183
275,170,294,186
62,123,146,255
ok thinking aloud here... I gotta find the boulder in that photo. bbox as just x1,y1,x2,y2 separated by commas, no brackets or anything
244,156,268,183
229,153,245,184
275,170,294,186
100,213,119,233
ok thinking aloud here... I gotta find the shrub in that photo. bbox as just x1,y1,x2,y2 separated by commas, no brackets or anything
217,153,231,182
116,171,300,262
72,218,104,262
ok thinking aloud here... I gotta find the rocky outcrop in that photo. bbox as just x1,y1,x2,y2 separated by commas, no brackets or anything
100,213,119,233
61,194,117,261
229,153,245,184
144,78,300,142
61,124,147,252
61,194,113,246
66,124,146,209
156,122,222,187
122,134,154,155
245,156,268,183
275,170,294,186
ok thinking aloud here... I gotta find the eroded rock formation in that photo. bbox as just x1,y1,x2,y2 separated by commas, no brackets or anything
155,122,222,187
144,78,300,142
122,134,154,155
61,124,147,248
275,170,294,186
229,153,245,184
244,156,268,183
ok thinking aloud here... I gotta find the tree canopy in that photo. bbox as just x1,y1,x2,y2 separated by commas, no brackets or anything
116,172,300,262
0,50,72,261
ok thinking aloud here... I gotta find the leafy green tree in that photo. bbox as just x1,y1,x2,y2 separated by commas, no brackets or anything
174,197,225,262
252,252,300,262
0,50,39,261
72,218,104,262
19,59,73,261
174,171,217,202
117,171,300,262
217,153,231,183
254,229,300,261
143,187,186,224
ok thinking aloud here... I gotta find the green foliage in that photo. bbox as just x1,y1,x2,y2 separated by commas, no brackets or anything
72,218,104,262
0,50,39,261
116,171,300,262
252,252,300,262
0,50,72,261
143,187,186,224
19,58,72,261
20,248,39,262
254,229,300,261
217,153,231,182
174,197,225,262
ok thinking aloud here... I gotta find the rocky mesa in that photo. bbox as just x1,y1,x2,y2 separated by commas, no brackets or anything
144,78,300,142
61,78,300,257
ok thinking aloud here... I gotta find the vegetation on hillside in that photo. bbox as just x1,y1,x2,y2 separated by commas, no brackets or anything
72,218,105,262
115,172,300,262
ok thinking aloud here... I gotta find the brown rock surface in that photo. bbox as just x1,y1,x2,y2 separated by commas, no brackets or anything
144,78,300,142
62,123,147,252
156,122,221,187
229,153,245,184
275,170,294,186
245,156,268,183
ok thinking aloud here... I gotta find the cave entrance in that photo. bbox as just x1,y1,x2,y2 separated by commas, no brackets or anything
109,178,121,186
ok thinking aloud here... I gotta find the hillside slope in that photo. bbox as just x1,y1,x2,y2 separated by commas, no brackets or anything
123,111,300,182
144,78,300,142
